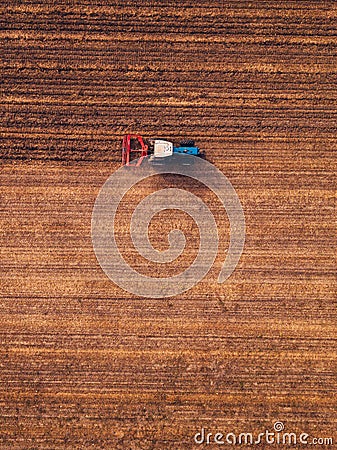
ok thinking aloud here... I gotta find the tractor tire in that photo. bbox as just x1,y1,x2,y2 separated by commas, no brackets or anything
180,139,195,147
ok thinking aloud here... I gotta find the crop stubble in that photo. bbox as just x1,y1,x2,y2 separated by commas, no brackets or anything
1,1,336,449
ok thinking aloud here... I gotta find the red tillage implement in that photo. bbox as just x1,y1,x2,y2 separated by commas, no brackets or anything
122,134,148,167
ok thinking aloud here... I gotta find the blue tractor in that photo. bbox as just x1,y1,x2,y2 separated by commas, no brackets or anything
122,134,204,166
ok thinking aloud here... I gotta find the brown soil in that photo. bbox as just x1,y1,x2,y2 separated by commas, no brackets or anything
1,1,336,449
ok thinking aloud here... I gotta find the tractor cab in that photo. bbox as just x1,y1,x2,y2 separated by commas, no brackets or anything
149,139,174,158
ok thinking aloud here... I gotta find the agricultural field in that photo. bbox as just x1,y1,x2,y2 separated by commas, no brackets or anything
1,1,336,448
